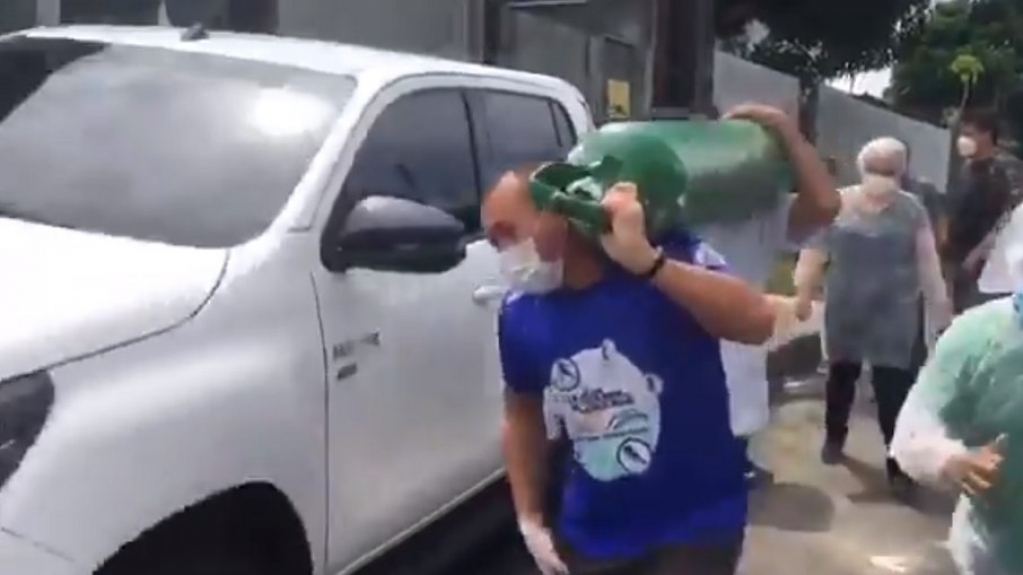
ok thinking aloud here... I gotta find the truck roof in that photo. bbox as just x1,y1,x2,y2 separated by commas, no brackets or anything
20,25,574,92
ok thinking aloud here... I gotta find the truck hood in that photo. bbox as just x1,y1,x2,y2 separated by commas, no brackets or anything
0,219,227,380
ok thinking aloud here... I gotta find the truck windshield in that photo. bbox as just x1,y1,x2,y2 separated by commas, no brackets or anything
0,36,354,248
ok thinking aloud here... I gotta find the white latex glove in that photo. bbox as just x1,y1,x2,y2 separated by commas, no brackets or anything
941,435,1007,496
519,518,569,575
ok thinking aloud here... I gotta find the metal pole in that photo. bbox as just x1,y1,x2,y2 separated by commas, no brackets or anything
36,0,60,25
652,0,716,113
482,0,504,65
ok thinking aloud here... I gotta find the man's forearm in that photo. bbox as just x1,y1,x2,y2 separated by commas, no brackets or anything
501,414,550,521
651,259,774,344
779,124,841,235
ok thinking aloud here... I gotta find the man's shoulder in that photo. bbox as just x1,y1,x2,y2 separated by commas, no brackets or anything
498,291,550,356
499,276,642,324
499,289,540,319
994,152,1023,186
498,291,542,335
995,150,1023,168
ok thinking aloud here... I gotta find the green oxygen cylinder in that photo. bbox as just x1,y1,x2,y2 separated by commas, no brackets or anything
529,119,795,241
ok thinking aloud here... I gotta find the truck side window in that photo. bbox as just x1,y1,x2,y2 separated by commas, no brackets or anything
343,89,480,231
551,102,576,149
476,91,566,188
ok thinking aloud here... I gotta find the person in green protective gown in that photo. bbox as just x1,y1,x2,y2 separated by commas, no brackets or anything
892,202,1023,575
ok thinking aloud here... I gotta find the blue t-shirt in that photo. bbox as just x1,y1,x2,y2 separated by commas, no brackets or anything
498,235,747,560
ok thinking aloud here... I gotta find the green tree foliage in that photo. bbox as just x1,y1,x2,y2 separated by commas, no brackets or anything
891,0,1020,124
715,0,930,85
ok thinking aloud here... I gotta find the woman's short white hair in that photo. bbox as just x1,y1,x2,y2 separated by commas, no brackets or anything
856,137,908,177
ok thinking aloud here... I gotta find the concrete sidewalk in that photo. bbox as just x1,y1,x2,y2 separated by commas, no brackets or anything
739,374,957,575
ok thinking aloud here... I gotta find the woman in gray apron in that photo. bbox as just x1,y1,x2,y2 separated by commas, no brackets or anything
794,137,950,498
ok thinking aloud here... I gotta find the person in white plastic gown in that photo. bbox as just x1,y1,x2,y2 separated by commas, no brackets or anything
793,137,951,497
892,202,1023,575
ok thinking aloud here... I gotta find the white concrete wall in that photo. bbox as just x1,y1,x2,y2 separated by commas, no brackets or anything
816,85,951,191
713,50,800,119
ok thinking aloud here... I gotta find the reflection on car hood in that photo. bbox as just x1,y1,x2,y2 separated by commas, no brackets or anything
0,219,227,380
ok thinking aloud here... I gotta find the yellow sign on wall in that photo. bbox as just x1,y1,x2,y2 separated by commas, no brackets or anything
606,79,631,119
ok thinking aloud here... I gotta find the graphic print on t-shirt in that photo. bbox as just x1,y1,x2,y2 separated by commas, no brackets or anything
544,339,664,482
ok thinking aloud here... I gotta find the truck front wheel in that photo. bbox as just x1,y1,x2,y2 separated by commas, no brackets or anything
96,526,275,575
95,486,311,575
100,549,267,575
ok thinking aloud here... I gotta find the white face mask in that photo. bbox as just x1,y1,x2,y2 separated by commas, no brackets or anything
860,173,899,199
499,238,563,294
957,135,978,158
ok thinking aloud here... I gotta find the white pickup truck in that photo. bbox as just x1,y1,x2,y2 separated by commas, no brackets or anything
0,25,592,575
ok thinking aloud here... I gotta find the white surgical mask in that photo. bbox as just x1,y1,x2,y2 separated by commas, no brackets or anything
860,173,899,199
499,238,563,294
957,135,978,158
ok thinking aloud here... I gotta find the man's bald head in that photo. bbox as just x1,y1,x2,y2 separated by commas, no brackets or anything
482,168,541,248
482,166,572,261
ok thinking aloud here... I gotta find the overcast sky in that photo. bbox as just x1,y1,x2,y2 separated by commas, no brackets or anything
828,68,892,97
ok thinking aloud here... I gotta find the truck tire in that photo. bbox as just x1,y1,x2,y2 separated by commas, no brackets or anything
154,552,262,575
101,549,266,575
97,488,307,575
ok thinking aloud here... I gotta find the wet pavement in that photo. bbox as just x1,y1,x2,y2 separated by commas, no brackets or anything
741,375,955,575
443,372,958,575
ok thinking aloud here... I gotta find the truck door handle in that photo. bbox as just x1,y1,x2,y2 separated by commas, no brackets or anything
472,285,507,305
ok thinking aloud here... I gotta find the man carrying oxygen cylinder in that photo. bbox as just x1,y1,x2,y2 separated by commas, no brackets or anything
485,161,775,575
892,204,1023,575
697,103,842,487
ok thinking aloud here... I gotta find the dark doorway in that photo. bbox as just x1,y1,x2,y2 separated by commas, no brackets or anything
165,0,277,33
61,0,161,24
58,0,279,34
0,0,38,34
222,0,277,33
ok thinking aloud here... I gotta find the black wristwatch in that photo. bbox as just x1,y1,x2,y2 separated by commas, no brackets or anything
639,249,667,280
